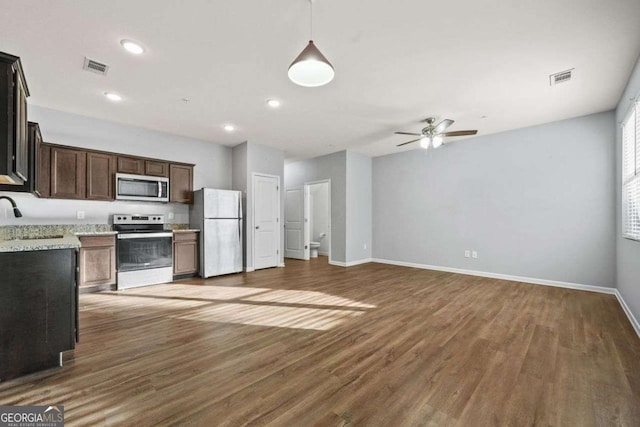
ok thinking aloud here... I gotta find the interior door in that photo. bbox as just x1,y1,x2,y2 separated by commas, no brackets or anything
253,174,280,270
285,187,307,260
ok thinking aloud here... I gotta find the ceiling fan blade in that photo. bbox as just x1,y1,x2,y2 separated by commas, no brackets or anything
441,130,478,137
396,138,422,147
394,131,422,136
433,119,454,134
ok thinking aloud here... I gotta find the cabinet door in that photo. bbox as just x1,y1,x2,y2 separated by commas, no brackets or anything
145,160,168,177
37,143,51,197
174,240,198,275
13,69,28,182
51,146,86,199
117,156,144,175
169,164,193,204
86,152,115,200
79,245,116,287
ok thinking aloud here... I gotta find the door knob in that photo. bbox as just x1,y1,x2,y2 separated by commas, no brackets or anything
255,226,260,229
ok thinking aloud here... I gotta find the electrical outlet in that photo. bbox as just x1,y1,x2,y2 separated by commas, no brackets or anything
168,212,175,220
76,211,85,220
472,251,478,259
464,250,470,258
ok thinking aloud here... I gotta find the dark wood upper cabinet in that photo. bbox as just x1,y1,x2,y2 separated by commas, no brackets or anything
145,160,168,177
0,122,40,194
0,52,29,186
51,146,86,199
37,142,51,198
117,156,144,175
86,152,115,200
170,163,193,204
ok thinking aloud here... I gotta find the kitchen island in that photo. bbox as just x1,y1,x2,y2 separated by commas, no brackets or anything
0,236,79,381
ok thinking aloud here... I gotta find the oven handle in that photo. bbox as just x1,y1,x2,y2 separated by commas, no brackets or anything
117,232,173,239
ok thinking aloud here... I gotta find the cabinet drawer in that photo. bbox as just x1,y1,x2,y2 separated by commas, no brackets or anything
173,232,198,242
80,235,116,248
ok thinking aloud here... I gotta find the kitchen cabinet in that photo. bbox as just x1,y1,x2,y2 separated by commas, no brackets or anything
51,146,86,199
37,142,51,197
86,152,115,200
173,231,199,277
0,122,41,194
170,163,194,204
0,248,76,381
145,160,168,177
117,156,144,175
0,52,30,186
79,235,116,292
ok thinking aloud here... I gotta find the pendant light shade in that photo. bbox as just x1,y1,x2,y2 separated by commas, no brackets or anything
288,40,335,87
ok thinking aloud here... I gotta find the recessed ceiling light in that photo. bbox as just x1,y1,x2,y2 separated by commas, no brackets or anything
266,99,281,108
104,92,122,102
223,124,236,132
120,39,145,55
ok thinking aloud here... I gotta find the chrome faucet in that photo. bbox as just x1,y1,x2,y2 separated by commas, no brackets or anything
0,196,23,218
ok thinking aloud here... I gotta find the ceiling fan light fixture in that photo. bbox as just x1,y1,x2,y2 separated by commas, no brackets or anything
432,135,444,148
420,137,431,149
288,41,335,87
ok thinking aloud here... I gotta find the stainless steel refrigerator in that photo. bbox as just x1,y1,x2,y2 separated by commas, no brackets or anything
190,188,243,278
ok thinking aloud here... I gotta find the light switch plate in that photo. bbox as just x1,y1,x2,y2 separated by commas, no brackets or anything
464,250,470,258
76,211,85,220
168,212,175,220
472,251,478,259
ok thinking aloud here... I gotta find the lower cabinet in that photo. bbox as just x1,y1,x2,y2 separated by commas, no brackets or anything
79,235,116,291
0,249,76,381
173,231,199,277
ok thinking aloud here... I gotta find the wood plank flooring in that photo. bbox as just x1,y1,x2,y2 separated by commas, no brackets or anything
1,258,639,426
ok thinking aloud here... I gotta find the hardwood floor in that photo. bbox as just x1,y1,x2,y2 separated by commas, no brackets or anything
1,258,639,426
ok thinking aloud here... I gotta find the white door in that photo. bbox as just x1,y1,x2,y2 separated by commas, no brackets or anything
253,174,280,270
284,187,310,260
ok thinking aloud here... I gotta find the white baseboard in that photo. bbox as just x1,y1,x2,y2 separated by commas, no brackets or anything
278,263,285,268
371,258,616,295
243,267,255,273
615,290,640,338
319,251,329,256
329,258,373,268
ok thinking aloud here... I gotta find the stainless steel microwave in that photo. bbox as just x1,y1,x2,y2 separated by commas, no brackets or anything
115,173,169,202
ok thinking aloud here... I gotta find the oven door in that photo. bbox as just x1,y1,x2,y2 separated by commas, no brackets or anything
116,173,169,202
117,233,173,272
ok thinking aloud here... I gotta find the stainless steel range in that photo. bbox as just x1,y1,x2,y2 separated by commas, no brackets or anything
114,214,173,290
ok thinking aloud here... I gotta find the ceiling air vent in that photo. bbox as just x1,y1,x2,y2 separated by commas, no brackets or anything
550,69,573,86
83,57,109,76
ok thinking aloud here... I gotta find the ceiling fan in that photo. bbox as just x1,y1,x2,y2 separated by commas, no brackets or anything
395,117,478,149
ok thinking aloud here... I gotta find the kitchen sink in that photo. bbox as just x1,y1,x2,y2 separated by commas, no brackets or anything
11,235,65,240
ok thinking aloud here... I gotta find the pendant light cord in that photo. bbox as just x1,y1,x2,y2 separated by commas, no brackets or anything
309,0,313,40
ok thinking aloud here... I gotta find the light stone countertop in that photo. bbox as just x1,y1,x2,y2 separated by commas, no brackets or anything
0,234,81,253
74,231,119,237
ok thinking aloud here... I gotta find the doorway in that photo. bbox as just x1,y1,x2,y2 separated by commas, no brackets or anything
284,179,331,263
252,173,280,270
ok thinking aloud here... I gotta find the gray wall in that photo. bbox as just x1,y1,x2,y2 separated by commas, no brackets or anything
346,151,372,262
0,105,232,225
285,151,347,263
616,56,640,322
373,111,616,287
309,182,330,254
232,142,285,270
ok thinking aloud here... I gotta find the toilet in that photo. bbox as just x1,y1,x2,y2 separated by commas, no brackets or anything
310,242,321,258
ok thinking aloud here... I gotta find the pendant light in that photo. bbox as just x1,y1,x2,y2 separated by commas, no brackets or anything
288,0,335,87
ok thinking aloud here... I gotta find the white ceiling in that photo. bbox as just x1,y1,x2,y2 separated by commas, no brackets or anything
1,0,639,160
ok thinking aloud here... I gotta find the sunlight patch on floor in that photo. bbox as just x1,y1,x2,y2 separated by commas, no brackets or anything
241,289,377,309
174,303,365,331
